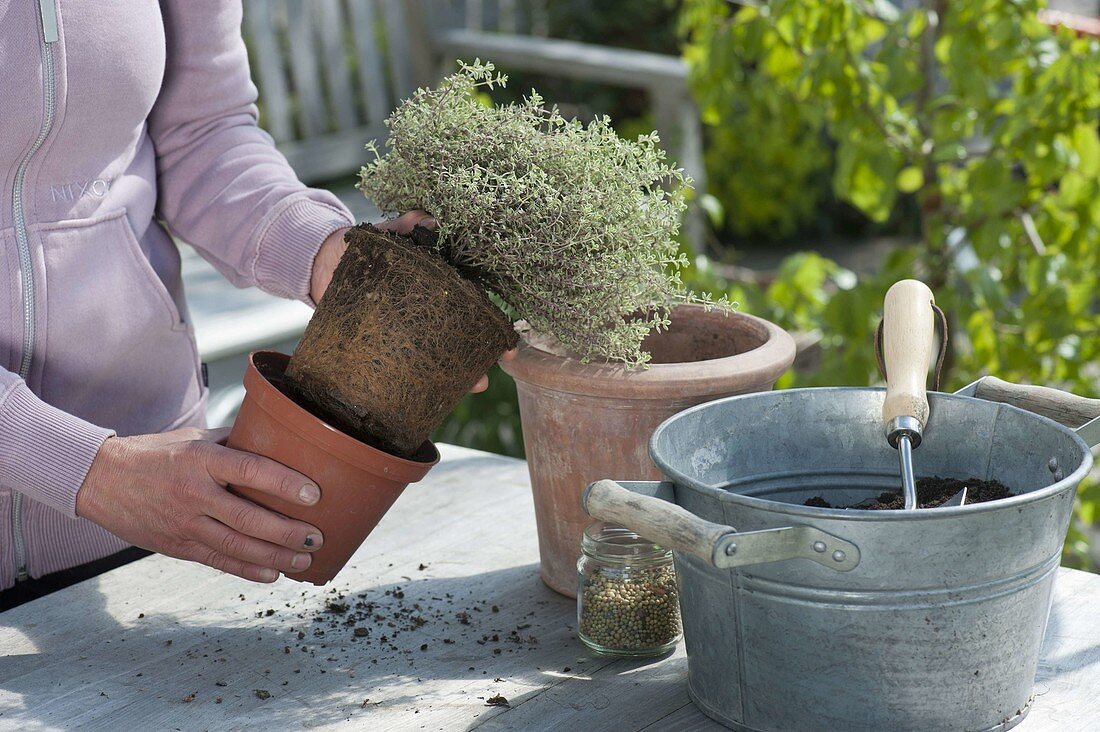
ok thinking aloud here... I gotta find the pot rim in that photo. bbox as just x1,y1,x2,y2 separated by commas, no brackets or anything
499,306,797,400
649,386,1094,521
242,351,440,482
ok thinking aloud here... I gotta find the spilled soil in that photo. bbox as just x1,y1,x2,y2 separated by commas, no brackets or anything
140,561,555,711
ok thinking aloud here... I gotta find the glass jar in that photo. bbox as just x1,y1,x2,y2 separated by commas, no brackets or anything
576,521,682,657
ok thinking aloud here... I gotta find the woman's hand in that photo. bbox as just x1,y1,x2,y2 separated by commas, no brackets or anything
309,211,436,305
309,210,518,393
75,427,324,583
376,209,438,236
309,227,350,306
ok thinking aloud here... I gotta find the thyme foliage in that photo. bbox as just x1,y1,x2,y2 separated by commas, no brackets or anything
359,61,721,365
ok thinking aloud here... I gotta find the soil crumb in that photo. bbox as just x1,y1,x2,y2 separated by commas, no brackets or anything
806,476,1014,510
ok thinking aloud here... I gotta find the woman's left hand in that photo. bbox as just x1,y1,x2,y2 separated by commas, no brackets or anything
308,210,516,393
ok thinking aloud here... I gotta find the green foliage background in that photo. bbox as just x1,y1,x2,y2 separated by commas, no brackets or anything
679,0,1100,568
437,0,1100,569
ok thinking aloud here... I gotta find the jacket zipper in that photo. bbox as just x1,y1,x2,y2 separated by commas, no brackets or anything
10,0,59,582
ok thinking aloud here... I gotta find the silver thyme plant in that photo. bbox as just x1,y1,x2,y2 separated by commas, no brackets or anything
359,61,724,366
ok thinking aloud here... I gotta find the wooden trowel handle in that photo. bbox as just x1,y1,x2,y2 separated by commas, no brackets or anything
882,280,937,432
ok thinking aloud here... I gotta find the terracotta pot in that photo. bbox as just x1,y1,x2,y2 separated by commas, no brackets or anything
227,351,439,585
500,305,796,597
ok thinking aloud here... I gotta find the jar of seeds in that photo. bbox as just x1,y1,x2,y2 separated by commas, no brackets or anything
576,522,682,657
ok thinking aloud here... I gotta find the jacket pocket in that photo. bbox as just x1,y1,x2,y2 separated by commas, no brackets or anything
36,210,203,435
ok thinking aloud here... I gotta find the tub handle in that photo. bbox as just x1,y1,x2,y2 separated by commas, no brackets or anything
582,480,860,572
957,377,1100,449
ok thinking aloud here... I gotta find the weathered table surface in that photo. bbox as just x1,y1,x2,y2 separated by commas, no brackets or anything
1,445,1097,731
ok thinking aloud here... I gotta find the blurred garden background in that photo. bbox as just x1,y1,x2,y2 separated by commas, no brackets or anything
426,0,1100,563
191,0,1099,568
434,0,1100,569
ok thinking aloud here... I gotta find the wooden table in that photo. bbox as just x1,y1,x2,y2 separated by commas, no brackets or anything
1,445,1097,731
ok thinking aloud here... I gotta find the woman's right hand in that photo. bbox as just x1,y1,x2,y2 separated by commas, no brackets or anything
75,427,323,583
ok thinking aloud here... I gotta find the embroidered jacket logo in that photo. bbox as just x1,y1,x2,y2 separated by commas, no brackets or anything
50,179,112,202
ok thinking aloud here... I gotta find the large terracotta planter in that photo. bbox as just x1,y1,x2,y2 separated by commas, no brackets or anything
500,305,796,597
227,351,439,585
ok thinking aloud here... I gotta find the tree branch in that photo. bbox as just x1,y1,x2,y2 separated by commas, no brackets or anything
840,43,914,152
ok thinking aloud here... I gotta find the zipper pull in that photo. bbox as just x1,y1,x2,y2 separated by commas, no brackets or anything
39,0,59,43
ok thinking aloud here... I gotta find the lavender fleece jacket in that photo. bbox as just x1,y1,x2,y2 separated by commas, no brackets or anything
0,0,355,589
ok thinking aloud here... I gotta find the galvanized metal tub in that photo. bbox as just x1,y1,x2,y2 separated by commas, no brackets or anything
585,387,1095,732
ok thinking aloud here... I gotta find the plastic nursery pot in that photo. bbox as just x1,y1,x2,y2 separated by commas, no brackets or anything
500,304,796,597
226,351,439,585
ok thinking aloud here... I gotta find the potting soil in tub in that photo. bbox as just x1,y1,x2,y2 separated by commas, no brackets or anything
805,475,1014,510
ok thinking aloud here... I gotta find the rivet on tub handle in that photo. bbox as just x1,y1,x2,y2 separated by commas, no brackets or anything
582,480,861,572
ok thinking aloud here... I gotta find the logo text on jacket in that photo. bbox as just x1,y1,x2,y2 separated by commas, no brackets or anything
50,179,113,202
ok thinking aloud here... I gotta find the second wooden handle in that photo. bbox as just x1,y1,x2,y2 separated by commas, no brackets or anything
582,480,731,566
974,377,1100,429
882,279,937,428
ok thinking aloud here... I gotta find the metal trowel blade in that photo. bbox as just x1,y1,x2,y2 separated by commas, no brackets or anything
943,486,967,507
